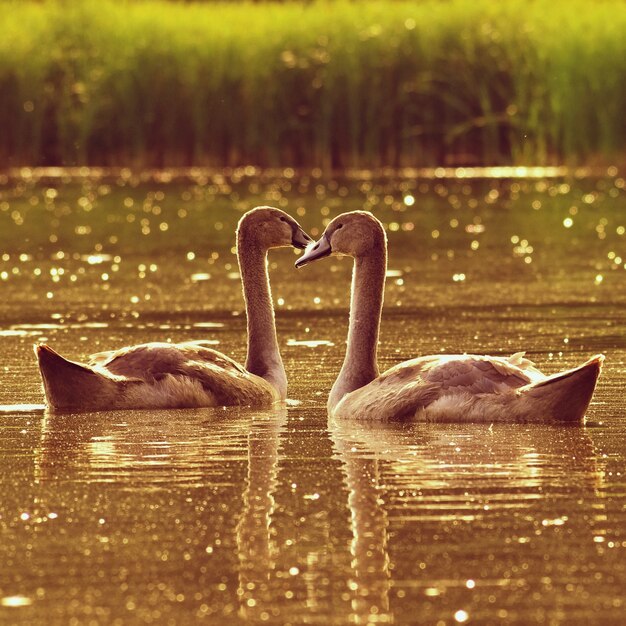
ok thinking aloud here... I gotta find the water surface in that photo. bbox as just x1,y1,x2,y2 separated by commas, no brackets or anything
1,169,625,624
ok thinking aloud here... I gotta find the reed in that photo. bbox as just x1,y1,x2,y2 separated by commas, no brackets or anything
0,0,625,168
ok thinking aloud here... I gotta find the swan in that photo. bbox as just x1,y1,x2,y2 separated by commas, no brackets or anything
296,211,603,422
36,206,312,412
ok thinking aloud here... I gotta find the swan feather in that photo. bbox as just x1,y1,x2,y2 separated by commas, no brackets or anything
333,353,600,422
86,342,277,407
36,342,279,411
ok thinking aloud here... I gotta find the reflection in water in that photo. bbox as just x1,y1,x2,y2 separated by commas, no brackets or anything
332,424,392,623
2,173,626,623
331,418,609,624
36,409,248,487
31,406,287,621
236,411,286,621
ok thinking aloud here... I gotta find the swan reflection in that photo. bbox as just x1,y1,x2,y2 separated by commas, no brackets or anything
34,405,287,620
236,409,287,620
330,418,606,624
36,408,261,486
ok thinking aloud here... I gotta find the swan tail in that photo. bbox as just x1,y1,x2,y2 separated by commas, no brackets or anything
35,344,122,411
519,354,604,422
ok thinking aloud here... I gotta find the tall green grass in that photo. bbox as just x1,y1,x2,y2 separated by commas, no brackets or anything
1,0,625,168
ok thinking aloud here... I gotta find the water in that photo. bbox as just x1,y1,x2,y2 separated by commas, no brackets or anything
1,169,625,624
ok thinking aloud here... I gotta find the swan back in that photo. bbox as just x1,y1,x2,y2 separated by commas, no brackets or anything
333,353,603,422
36,342,280,411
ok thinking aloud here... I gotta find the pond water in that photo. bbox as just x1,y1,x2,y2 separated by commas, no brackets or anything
0,168,625,624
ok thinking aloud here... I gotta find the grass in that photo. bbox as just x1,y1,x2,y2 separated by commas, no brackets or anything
0,0,625,169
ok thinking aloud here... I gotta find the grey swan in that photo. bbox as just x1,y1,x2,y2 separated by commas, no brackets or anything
36,207,311,411
296,211,603,422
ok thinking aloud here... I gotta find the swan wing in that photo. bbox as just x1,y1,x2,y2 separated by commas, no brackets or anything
334,356,440,420
88,339,231,365
90,342,244,376
91,342,276,406
420,354,541,393
334,354,544,420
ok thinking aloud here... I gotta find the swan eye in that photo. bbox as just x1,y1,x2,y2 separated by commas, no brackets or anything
280,217,287,222
336,224,343,229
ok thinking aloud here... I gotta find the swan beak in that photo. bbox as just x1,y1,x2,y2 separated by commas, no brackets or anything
292,228,313,250
295,235,332,268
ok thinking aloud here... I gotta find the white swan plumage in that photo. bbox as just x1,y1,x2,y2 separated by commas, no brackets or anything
36,206,312,412
296,211,603,422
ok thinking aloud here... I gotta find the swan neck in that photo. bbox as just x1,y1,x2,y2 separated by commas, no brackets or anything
329,250,386,411
238,236,286,399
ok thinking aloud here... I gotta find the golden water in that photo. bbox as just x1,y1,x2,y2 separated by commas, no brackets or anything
0,171,625,624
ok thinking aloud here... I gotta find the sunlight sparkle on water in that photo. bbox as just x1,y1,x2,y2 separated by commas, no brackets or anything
1,167,625,625
287,339,334,348
191,273,211,282
0,404,45,413
1,596,33,607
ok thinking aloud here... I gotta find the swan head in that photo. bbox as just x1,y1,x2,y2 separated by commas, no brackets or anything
296,211,386,267
238,206,312,250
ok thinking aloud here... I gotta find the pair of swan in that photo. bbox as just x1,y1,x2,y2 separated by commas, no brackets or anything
36,208,603,422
